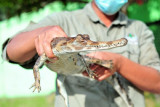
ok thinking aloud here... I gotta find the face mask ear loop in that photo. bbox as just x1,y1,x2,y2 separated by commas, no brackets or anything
125,25,127,38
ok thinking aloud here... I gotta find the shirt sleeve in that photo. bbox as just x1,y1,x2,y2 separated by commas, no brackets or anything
1,12,63,69
2,38,11,62
138,22,160,72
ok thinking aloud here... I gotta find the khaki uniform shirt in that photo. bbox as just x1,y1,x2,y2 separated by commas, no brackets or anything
2,2,160,107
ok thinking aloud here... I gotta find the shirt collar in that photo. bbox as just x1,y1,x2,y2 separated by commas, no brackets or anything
83,2,128,26
112,12,128,26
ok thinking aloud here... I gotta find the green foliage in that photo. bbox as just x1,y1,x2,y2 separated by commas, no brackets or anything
128,0,160,56
128,0,160,22
0,0,91,21
149,25,160,56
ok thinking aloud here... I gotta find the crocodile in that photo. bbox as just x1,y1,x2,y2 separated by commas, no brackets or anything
30,34,133,107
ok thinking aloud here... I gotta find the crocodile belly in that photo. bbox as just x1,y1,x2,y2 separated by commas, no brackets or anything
45,53,85,75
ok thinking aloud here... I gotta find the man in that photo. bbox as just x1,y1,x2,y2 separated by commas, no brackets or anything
2,0,160,107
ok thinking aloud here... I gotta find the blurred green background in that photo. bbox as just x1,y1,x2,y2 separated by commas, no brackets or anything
0,0,160,107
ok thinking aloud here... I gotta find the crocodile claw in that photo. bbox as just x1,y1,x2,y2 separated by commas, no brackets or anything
30,71,41,93
30,80,41,93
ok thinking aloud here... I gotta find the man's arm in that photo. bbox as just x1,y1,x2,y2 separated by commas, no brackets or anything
6,26,67,63
119,55,160,94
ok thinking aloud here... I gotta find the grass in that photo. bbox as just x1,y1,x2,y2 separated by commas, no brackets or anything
0,93,159,107
145,92,160,107
0,93,55,107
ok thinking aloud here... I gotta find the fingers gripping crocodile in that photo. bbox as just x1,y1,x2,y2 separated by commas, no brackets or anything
30,34,133,107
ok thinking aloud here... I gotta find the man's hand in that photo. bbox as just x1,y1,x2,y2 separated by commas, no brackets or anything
82,51,122,81
35,26,67,58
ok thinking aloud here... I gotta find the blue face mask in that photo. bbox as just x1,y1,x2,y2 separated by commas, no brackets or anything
95,0,128,15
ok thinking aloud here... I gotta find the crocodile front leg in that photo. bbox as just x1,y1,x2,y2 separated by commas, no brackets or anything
30,53,47,92
81,55,113,78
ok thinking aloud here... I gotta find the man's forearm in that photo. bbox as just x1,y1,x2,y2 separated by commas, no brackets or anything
6,26,51,63
119,56,160,93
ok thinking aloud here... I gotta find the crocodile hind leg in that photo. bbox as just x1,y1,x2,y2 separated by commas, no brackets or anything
79,54,95,78
30,53,47,92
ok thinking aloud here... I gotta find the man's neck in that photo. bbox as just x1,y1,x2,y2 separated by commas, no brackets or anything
91,1,117,27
